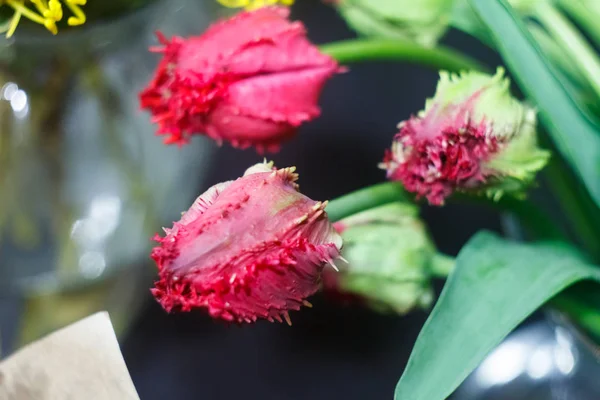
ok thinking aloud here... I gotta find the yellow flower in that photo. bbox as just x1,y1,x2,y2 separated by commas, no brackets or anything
217,0,295,11
0,0,87,38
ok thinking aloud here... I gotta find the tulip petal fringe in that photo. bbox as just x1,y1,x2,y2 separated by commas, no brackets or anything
150,163,342,324
140,7,340,152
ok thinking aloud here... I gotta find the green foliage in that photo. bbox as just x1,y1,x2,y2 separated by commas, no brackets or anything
395,232,600,400
469,0,600,210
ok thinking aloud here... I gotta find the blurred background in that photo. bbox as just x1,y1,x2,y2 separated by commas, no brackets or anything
1,0,599,399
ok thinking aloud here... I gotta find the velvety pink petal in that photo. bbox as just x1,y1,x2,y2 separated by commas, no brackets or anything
140,7,341,152
221,31,337,76
224,66,337,125
177,7,298,74
164,171,336,274
179,181,234,225
204,105,295,151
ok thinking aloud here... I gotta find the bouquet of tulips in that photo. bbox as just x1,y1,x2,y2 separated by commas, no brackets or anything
8,0,600,398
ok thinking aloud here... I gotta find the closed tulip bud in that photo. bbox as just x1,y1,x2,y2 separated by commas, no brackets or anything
381,68,550,205
140,7,341,153
323,202,448,315
151,161,342,324
333,0,453,47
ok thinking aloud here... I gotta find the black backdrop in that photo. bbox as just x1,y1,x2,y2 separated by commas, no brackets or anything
121,1,502,399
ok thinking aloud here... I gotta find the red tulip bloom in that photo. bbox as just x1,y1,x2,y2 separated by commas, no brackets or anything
140,7,341,153
150,162,343,324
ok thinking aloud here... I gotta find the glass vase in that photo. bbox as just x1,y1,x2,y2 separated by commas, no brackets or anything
453,311,600,399
0,0,219,353
452,214,600,399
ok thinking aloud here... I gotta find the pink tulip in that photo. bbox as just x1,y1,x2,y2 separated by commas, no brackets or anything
140,7,341,153
150,162,342,324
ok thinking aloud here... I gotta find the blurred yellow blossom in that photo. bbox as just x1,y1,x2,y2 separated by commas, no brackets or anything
217,0,294,11
0,0,87,38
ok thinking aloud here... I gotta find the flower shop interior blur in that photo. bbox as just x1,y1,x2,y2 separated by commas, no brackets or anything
3,0,600,399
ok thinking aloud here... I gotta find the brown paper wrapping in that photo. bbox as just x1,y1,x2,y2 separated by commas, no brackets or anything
0,312,140,400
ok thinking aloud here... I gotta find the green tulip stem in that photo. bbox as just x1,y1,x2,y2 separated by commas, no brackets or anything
431,253,455,278
327,182,566,244
319,39,486,72
326,182,409,223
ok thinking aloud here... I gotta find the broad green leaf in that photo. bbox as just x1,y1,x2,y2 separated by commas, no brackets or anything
395,231,600,400
450,0,593,106
469,0,600,211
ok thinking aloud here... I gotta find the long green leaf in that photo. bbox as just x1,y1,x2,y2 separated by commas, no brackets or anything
469,0,600,210
449,0,494,46
557,0,600,49
394,232,600,400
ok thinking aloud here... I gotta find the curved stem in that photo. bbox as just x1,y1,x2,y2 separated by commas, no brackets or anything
431,253,455,278
326,181,566,244
319,39,486,72
325,182,408,222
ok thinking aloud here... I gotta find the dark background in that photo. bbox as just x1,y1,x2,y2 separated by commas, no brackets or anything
121,1,503,399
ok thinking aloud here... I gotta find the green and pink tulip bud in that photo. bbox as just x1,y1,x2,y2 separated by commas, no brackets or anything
323,202,449,315
381,68,550,205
